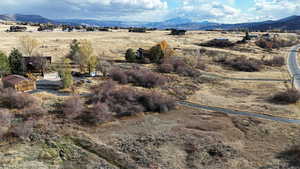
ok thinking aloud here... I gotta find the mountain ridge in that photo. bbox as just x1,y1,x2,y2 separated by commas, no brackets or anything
1,14,300,31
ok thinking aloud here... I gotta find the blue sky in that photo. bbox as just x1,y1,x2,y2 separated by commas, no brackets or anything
0,0,300,23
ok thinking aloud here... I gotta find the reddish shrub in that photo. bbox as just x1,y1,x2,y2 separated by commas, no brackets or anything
139,92,176,113
270,89,300,104
88,81,176,116
22,104,47,119
110,68,128,84
82,103,113,124
11,119,35,140
0,88,37,109
159,58,200,77
264,56,285,67
63,96,84,119
159,64,174,73
214,56,262,72
0,109,12,138
110,68,167,88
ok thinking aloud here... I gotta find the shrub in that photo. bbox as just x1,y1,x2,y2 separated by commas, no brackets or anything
0,109,12,138
110,68,128,84
159,58,200,77
139,92,176,113
270,89,300,104
110,68,166,88
213,56,262,72
159,64,174,73
88,82,176,116
0,51,10,76
200,39,235,48
225,56,262,72
263,56,285,67
0,88,37,109
9,48,24,75
125,48,136,62
81,103,113,124
63,96,84,119
22,104,47,119
11,119,34,140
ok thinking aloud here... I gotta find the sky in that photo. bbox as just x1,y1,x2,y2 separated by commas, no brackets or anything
0,0,300,23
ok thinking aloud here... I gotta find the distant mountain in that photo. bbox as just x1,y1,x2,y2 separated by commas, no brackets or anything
201,15,300,31
0,14,53,23
1,13,300,31
55,19,147,27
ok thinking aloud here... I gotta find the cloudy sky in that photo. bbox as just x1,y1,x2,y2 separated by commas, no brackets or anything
0,0,300,23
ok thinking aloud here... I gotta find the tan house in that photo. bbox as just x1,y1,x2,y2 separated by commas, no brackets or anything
2,75,36,92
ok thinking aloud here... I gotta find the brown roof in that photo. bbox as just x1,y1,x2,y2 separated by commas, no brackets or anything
2,75,29,86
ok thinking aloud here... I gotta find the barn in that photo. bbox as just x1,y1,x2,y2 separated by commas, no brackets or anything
2,75,36,92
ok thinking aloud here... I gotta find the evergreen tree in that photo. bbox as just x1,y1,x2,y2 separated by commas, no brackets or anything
60,58,73,89
0,51,10,77
9,48,24,75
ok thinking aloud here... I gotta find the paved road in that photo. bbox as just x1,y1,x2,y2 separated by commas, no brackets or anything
287,45,300,89
178,101,300,124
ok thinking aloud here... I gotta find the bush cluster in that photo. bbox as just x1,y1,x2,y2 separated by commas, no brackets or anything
63,80,175,125
110,68,167,88
200,39,235,48
256,39,298,49
159,58,201,77
88,80,176,119
214,56,262,72
269,89,300,104
263,56,285,67
0,88,37,109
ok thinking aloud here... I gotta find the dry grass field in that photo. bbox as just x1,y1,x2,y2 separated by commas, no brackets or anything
2,23,300,168
1,23,297,118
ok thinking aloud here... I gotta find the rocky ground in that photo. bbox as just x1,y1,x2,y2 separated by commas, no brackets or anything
1,106,300,169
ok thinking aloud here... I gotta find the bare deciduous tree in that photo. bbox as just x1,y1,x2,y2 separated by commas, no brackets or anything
19,36,40,56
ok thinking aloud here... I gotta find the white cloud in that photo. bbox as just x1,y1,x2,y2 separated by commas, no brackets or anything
0,0,168,20
252,0,300,20
172,0,242,23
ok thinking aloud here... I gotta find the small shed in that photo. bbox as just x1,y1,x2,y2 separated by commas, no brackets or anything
2,75,36,92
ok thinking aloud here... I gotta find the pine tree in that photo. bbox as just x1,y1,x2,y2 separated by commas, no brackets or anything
60,58,73,89
9,48,24,75
0,51,10,77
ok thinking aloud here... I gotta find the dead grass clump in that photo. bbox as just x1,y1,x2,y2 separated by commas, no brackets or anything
110,68,167,88
269,89,300,104
0,88,37,109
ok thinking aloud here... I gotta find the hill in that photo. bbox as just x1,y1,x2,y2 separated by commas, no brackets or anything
1,13,300,31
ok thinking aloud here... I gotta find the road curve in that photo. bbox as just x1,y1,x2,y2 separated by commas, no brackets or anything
287,45,300,89
178,101,300,124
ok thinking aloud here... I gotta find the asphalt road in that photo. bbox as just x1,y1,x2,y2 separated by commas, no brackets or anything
287,45,300,89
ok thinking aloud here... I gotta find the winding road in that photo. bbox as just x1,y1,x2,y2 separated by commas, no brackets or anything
287,45,300,89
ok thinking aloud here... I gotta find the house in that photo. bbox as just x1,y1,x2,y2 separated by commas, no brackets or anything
22,56,52,73
170,29,187,35
7,26,27,32
2,75,36,92
129,28,146,33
